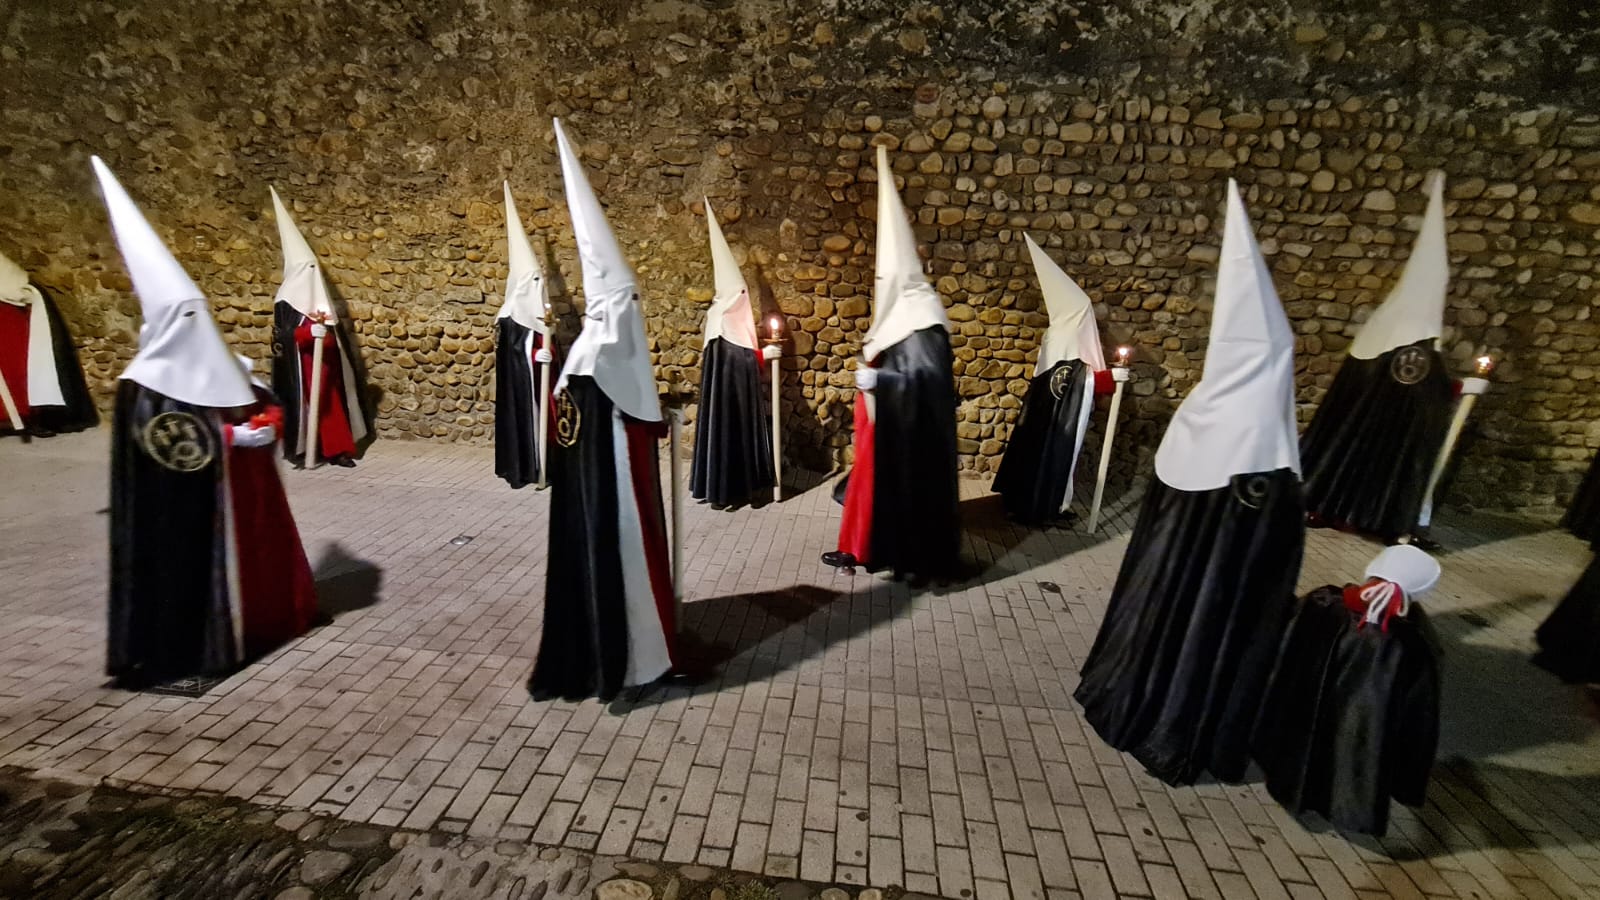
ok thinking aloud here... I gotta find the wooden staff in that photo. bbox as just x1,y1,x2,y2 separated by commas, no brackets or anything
669,406,684,613
536,330,552,491
766,318,783,503
1417,365,1492,529
303,314,328,467
0,367,23,434
1086,350,1132,533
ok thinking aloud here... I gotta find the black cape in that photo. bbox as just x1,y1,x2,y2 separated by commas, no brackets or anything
863,325,961,578
528,376,668,702
2,288,97,436
109,380,241,685
270,301,365,466
1562,453,1600,546
1534,554,1600,684
992,359,1092,524
1300,340,1452,539
494,318,554,489
1252,585,1441,836
1074,468,1305,785
690,337,773,507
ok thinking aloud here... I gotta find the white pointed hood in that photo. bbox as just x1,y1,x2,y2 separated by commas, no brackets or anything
0,250,29,306
702,201,759,350
1153,180,1299,491
93,157,255,408
1025,234,1106,373
498,181,549,333
551,119,660,422
271,186,336,320
1348,175,1448,359
862,145,948,361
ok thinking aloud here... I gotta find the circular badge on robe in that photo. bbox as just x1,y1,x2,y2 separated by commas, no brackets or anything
554,391,581,448
1049,365,1075,400
1390,346,1431,385
1232,474,1272,510
140,412,215,473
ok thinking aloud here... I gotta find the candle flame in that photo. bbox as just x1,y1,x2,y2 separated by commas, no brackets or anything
1476,355,1495,376
1116,346,1131,364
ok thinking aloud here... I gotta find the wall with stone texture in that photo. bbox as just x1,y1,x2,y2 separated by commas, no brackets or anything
2,0,1598,512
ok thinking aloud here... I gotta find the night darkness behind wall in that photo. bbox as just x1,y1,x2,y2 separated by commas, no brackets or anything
2,0,1598,513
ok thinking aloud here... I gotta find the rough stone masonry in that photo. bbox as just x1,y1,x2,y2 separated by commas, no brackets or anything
1,0,1597,513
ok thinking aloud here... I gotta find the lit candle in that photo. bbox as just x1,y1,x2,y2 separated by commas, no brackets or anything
1476,354,1495,377
770,315,783,341
1116,346,1131,367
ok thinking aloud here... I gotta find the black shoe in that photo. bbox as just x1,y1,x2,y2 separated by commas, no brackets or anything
331,455,357,468
821,551,857,568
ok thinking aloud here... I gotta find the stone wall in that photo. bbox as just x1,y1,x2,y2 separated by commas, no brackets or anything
2,0,1597,512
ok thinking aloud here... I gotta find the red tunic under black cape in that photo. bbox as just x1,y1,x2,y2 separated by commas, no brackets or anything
836,325,960,578
1563,453,1600,547
271,301,365,465
690,336,773,507
1535,553,1600,684
1074,468,1304,785
0,287,97,436
1252,585,1441,836
528,376,676,702
1300,339,1452,539
992,359,1092,524
494,318,558,489
109,381,240,685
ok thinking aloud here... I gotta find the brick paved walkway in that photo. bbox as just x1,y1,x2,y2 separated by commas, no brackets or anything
0,431,1597,899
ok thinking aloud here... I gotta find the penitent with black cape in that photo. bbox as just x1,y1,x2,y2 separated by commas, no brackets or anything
0,250,97,438
689,200,773,508
495,181,559,489
825,145,959,580
527,120,677,702
1074,180,1305,786
992,233,1108,524
1300,176,1453,541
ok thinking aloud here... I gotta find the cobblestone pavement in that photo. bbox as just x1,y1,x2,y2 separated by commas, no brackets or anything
0,430,1597,900
0,765,884,899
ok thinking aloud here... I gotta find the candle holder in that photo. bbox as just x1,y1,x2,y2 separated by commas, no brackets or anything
765,316,784,503
1416,349,1498,541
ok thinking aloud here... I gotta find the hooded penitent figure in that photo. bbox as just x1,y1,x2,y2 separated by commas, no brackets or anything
991,235,1109,523
0,250,97,437
268,187,368,467
1074,180,1304,786
95,158,317,687
527,119,676,702
1300,176,1453,540
824,145,959,579
689,202,773,508
495,182,560,488
1562,453,1600,546
1253,545,1443,836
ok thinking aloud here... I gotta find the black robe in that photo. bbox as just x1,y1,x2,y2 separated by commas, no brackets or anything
1074,468,1305,786
860,325,961,578
495,318,555,489
271,301,365,466
109,380,241,686
690,336,773,507
1300,340,1452,539
993,359,1092,524
0,288,97,436
1562,453,1600,547
1252,585,1441,836
1534,554,1600,684
528,376,674,702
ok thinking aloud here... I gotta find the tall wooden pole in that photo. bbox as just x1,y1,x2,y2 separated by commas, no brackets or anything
304,319,327,467
769,348,782,503
0,368,23,434
1086,370,1127,533
1417,374,1490,529
536,336,551,491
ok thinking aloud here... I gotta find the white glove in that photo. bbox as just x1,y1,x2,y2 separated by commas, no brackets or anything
855,368,878,391
535,347,554,364
1111,367,1131,383
1460,376,1489,396
231,423,276,448
762,345,780,361
310,322,328,338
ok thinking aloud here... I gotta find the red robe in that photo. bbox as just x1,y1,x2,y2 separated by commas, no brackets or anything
294,318,358,459
0,301,31,422
837,391,877,563
226,402,318,657
625,417,678,662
